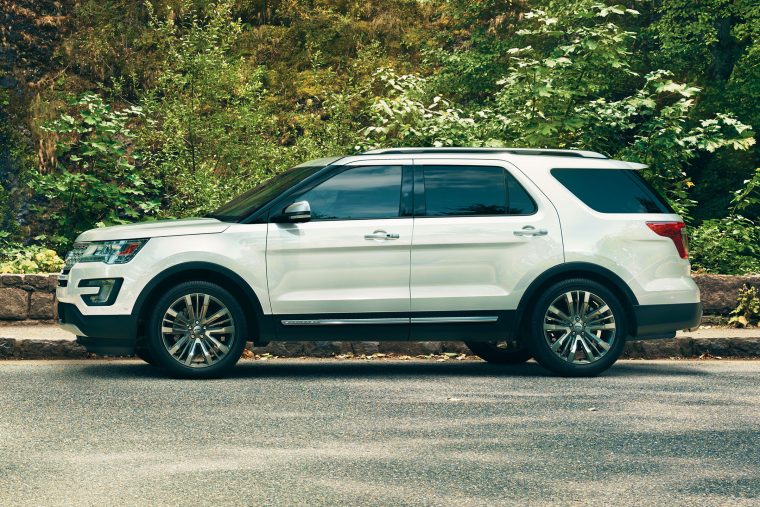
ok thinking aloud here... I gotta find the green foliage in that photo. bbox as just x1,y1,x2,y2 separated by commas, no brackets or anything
1,0,758,274
491,3,639,146
32,93,161,249
648,0,760,223
0,234,64,274
486,3,754,218
612,74,755,217
728,284,760,328
0,87,32,239
138,0,355,217
361,69,486,149
140,0,266,216
362,2,755,220
689,216,760,275
732,168,760,212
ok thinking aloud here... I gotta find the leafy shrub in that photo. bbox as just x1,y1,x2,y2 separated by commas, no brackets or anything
0,235,64,274
32,93,161,250
361,3,755,220
689,215,760,275
729,285,760,328
138,0,354,217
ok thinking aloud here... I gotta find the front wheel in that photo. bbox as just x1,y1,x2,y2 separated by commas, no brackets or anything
528,279,627,377
465,339,532,364
147,281,248,379
134,342,157,366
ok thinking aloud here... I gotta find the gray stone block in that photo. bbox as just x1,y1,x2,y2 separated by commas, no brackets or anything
29,292,55,320
25,274,54,291
0,288,29,320
0,274,23,287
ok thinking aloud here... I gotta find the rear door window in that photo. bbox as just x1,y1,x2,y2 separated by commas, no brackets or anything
551,168,674,214
421,165,536,216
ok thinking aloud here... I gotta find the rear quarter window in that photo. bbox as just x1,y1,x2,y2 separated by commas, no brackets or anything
551,168,674,214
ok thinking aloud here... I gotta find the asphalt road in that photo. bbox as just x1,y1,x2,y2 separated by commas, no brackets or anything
1,359,759,506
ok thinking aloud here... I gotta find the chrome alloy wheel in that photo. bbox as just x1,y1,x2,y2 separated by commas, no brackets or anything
160,293,236,368
542,290,616,364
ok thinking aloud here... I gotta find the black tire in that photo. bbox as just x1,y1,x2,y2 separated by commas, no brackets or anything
147,281,248,379
527,278,627,377
465,340,532,364
134,343,157,366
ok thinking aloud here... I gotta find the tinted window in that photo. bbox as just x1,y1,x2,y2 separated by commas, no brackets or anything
422,165,536,216
211,164,324,221
552,169,674,214
506,172,537,214
300,165,402,220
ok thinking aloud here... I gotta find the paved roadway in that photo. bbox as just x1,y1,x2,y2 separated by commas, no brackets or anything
1,359,759,506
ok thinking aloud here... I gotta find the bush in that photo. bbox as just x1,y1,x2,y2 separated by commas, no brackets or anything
33,93,161,250
729,285,760,328
689,215,760,275
0,236,64,274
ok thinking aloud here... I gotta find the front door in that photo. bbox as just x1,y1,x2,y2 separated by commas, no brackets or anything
409,159,564,340
266,163,413,340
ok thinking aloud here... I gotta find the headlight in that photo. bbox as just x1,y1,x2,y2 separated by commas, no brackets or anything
66,239,149,268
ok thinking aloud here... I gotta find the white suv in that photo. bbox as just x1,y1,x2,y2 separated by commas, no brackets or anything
56,148,702,378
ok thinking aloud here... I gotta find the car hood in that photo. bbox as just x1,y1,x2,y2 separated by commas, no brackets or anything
75,218,231,242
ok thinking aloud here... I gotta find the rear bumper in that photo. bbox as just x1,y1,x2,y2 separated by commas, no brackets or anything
633,302,702,339
57,302,137,355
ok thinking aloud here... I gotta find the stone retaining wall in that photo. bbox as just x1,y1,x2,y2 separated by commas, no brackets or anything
0,273,758,322
0,274,58,321
692,274,760,314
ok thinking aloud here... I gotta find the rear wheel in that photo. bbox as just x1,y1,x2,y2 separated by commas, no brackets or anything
465,339,532,364
147,281,248,379
528,278,627,377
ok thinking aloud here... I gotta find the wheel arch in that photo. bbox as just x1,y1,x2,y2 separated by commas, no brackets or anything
514,262,638,338
132,262,273,345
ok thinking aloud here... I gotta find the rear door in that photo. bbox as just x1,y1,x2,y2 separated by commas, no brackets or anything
266,161,414,340
409,158,564,340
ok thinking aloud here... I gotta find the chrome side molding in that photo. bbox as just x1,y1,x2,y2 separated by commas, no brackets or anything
410,316,498,324
281,318,408,326
281,316,499,326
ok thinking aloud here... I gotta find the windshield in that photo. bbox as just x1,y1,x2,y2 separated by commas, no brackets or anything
209,165,325,221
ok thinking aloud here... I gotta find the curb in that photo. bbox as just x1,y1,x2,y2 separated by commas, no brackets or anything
0,338,88,359
1,336,759,360
623,336,760,359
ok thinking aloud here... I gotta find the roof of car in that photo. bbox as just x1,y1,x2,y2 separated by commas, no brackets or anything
361,147,609,159
307,148,647,170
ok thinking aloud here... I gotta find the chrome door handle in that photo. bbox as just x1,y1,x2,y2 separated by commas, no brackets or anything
364,230,400,240
514,226,548,237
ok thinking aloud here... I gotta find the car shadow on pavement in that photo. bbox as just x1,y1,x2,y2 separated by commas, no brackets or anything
76,359,708,380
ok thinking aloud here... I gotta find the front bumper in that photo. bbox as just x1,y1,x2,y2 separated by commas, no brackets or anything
633,302,703,339
58,302,137,356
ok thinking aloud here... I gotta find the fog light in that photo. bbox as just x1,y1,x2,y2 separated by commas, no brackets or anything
79,278,123,306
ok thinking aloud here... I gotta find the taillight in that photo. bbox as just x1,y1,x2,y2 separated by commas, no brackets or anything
646,221,688,259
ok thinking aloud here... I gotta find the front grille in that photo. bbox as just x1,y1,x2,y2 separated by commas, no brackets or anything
63,243,88,273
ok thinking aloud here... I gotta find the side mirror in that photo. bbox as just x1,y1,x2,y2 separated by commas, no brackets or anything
280,200,311,223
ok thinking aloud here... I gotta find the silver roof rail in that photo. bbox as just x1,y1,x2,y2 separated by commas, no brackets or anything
361,147,608,159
